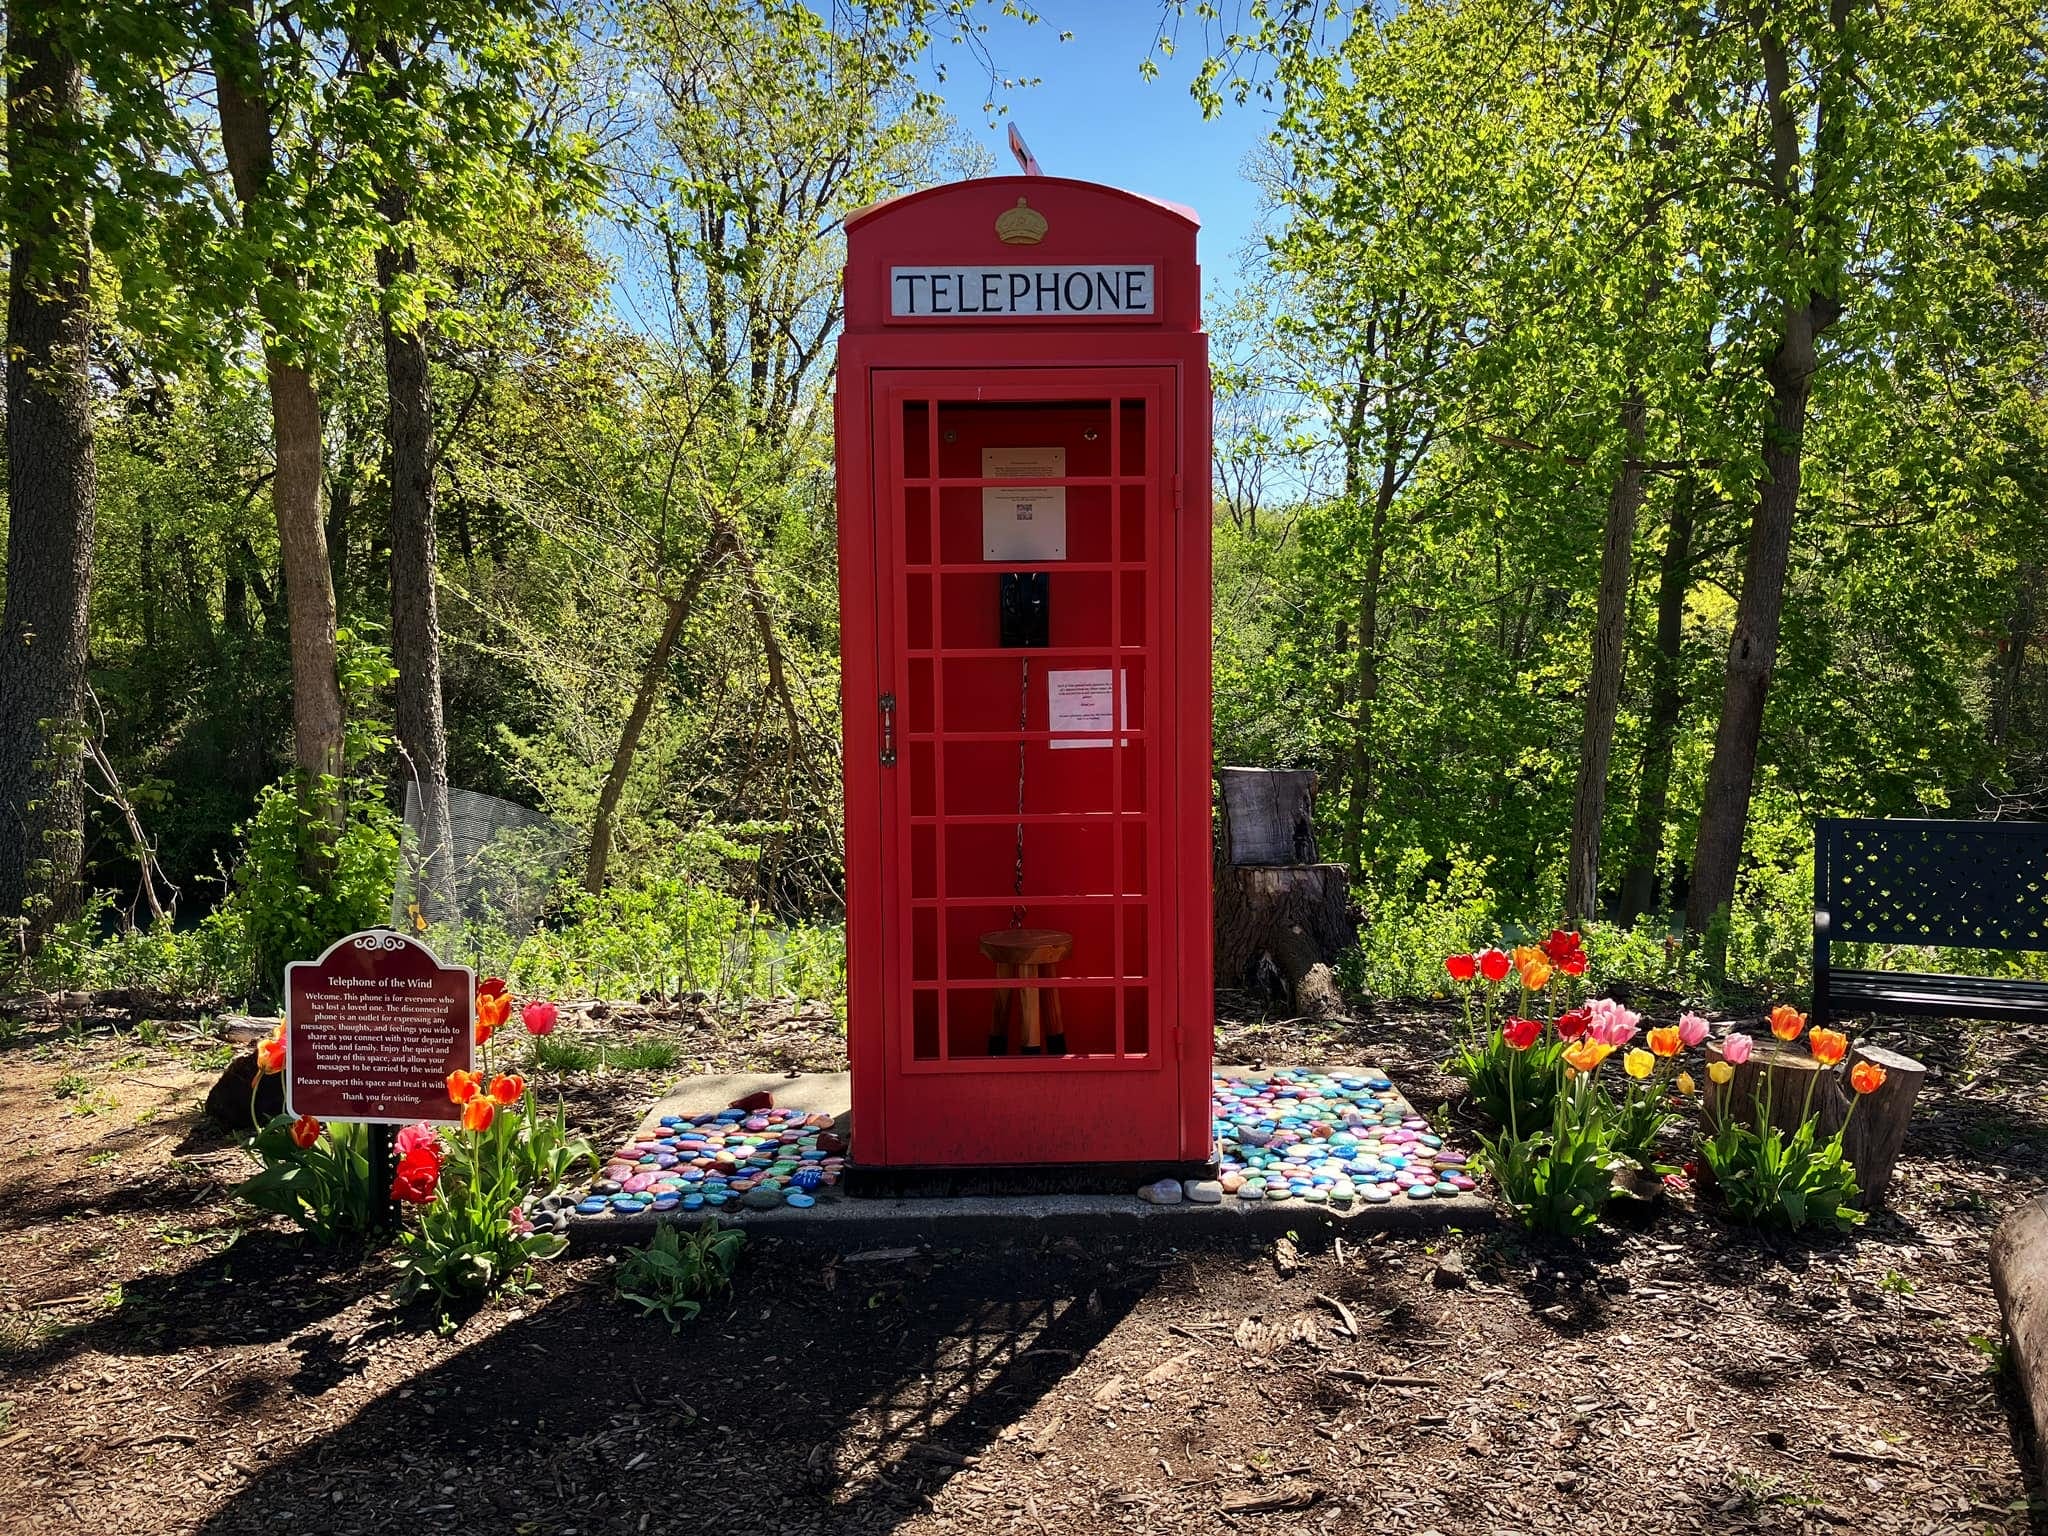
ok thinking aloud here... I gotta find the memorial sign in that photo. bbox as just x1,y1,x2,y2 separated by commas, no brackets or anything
285,931,474,1124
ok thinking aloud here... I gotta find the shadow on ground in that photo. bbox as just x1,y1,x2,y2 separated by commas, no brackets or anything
191,1235,1192,1536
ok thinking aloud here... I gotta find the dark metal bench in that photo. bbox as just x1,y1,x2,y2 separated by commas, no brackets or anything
1813,817,2048,1029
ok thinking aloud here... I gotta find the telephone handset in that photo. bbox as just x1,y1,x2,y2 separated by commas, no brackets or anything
999,572,1049,648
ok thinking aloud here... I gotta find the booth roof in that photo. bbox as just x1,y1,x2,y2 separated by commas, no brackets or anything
845,173,1201,232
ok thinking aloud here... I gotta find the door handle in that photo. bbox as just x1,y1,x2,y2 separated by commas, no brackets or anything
879,692,896,765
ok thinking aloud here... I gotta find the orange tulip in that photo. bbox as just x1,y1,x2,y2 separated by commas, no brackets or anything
488,1073,525,1106
1850,1061,1887,1096
1769,1004,1806,1041
1562,1038,1614,1074
289,1113,321,1149
1646,1025,1681,1057
1519,957,1553,990
447,1069,482,1105
256,1034,286,1074
1808,1028,1848,1067
462,1096,496,1133
476,990,512,1036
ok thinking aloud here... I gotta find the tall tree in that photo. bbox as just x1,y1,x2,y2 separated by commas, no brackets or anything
203,0,347,812
0,0,98,941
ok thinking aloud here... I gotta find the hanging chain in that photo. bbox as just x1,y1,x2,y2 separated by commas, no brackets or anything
1011,655,1030,927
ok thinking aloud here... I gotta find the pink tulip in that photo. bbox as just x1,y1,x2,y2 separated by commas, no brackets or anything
394,1123,442,1160
522,1000,559,1036
1722,1031,1753,1065
1678,1013,1709,1049
1587,997,1640,1047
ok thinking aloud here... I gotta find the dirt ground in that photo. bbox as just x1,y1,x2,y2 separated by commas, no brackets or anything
2,992,2044,1535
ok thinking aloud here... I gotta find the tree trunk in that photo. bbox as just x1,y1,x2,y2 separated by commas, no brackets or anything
1685,328,1818,938
1564,392,1647,923
0,20,98,944
1991,563,2037,748
585,527,735,893
1617,476,1695,924
1686,10,1849,941
373,42,457,927
210,0,346,809
1341,432,1396,875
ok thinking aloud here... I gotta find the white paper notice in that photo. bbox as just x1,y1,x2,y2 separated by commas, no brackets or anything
981,445,1066,478
982,487,1067,560
1047,668,1128,750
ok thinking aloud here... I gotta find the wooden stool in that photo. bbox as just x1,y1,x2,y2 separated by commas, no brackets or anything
979,928,1074,1056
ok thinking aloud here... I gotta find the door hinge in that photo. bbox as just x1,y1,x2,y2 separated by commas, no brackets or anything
879,692,897,765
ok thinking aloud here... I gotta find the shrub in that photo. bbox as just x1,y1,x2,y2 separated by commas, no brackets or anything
209,774,403,1001
615,1220,745,1330
234,1113,373,1244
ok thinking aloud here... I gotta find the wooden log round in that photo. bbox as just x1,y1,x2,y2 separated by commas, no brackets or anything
1699,1036,1927,1208
1817,1043,1927,1208
1991,1197,2048,1486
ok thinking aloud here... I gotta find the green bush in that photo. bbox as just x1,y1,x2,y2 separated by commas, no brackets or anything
615,1219,745,1330
208,774,403,1000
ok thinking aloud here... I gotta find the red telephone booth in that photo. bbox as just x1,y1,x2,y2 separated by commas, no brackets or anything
835,176,1213,1175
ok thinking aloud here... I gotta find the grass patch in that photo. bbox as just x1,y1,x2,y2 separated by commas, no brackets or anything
530,1036,603,1074
606,1038,681,1072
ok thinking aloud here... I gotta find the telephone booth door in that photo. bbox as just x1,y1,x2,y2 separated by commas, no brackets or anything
871,368,1188,1168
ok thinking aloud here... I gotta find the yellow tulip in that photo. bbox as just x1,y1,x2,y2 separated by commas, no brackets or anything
1707,1060,1734,1085
1676,1072,1696,1095
1624,1048,1654,1080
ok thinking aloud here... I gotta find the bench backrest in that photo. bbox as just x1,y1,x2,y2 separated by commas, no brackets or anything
1816,817,2048,950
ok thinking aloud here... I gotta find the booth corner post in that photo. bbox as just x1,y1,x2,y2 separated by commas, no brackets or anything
834,176,1214,1179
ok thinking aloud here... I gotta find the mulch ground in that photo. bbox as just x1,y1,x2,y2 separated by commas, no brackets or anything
2,991,2044,1534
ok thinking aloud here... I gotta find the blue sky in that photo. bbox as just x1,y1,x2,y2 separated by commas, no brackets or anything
924,6,1280,290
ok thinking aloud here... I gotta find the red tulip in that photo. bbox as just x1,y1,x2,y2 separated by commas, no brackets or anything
1444,954,1477,982
1477,948,1511,984
289,1113,321,1149
1558,950,1588,976
521,999,558,1036
1503,1016,1542,1051
1540,928,1583,964
478,976,508,999
1555,1006,1591,1040
256,1035,286,1075
391,1148,441,1204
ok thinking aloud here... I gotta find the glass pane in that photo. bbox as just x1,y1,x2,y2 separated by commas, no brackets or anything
935,400,1111,478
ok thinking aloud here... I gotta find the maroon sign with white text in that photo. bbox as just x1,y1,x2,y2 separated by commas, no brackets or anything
285,931,474,1124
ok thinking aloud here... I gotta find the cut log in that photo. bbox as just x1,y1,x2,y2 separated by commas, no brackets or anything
1701,1037,1926,1207
1816,1043,1927,1208
1992,1197,2048,1486
1218,768,1320,867
1213,864,1354,1018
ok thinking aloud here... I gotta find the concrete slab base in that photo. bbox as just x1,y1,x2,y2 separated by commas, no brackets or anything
564,1065,1493,1247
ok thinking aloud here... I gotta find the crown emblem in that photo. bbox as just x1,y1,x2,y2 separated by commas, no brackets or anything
995,197,1047,246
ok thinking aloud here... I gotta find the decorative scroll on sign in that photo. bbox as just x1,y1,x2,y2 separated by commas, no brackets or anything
285,931,475,1124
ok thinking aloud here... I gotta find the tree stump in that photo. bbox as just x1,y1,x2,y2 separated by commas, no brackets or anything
1213,769,1355,1020
1817,1043,1927,1208
1700,1037,1926,1207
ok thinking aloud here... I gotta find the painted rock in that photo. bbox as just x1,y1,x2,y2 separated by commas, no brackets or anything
1138,1178,1183,1205
1185,1179,1223,1205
